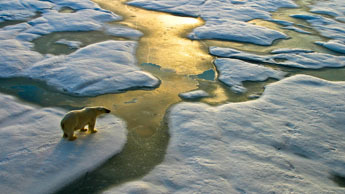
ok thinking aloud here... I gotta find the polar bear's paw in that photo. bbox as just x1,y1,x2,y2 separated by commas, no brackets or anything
68,135,77,141
90,129,98,133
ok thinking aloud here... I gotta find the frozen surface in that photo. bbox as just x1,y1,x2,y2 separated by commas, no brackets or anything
315,40,345,54
214,58,286,93
188,20,288,46
23,41,160,96
0,93,127,194
179,90,209,100
309,0,345,22
128,0,296,45
107,75,345,193
24,9,120,36
210,46,345,69
290,14,345,42
0,39,44,77
0,0,157,97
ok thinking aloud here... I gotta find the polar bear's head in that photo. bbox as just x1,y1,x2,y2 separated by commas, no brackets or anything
87,106,111,115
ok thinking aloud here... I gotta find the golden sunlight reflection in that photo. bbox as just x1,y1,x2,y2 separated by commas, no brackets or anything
55,0,345,193
157,14,201,25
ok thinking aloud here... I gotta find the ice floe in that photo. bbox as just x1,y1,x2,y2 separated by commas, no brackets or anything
179,90,209,100
309,0,345,22
214,58,286,93
188,20,288,46
0,39,159,96
104,24,144,40
0,39,44,77
24,9,120,36
290,14,345,42
315,40,345,54
0,93,127,194
128,0,296,45
106,75,345,193
23,41,160,96
0,0,158,97
210,46,345,69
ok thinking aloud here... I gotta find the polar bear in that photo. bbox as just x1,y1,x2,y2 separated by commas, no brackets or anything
60,106,111,141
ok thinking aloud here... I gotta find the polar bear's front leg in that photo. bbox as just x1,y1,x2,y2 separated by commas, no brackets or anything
88,119,97,133
67,131,77,141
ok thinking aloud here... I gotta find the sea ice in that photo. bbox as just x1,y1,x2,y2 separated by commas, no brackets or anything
0,93,127,194
0,39,44,77
210,46,345,69
290,14,345,42
104,24,144,40
128,0,296,45
188,20,288,46
309,0,345,22
106,75,345,193
179,90,209,100
315,40,345,54
24,9,120,36
24,41,160,96
214,58,286,93
0,0,158,97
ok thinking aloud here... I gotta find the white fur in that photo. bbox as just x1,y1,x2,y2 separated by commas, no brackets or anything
60,106,111,141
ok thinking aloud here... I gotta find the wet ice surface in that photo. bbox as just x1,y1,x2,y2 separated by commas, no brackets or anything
108,75,345,193
0,93,127,194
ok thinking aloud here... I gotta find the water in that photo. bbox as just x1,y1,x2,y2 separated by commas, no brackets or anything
1,0,344,193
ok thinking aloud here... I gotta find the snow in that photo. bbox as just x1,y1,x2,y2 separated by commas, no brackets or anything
24,9,120,36
214,58,286,93
23,41,160,96
0,93,127,194
0,39,44,77
315,40,345,54
128,0,296,45
106,75,345,193
179,90,209,100
210,46,345,69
